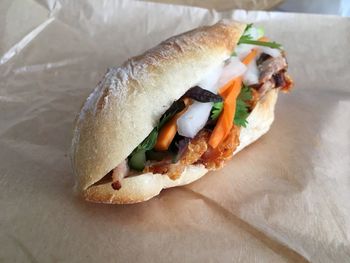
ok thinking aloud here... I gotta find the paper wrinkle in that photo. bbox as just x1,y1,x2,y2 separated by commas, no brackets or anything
33,0,62,14
1,0,350,262
182,188,310,262
0,17,55,65
312,100,350,242
12,58,84,74
5,233,39,263
46,0,62,14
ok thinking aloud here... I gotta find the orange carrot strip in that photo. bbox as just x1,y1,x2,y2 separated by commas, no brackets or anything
258,36,269,42
154,118,178,151
242,49,258,65
154,98,190,151
219,78,236,96
221,78,242,139
209,78,242,148
208,36,272,148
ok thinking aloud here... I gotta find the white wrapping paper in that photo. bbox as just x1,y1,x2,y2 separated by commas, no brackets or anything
1,0,350,262
139,0,283,11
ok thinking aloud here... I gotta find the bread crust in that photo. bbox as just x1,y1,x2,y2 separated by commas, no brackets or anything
71,20,246,192
81,89,278,204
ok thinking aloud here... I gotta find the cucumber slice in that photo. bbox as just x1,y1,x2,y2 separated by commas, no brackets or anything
129,149,146,171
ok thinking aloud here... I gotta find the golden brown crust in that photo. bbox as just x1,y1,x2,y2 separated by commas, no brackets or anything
235,89,279,153
80,89,278,204
71,20,246,192
82,165,208,204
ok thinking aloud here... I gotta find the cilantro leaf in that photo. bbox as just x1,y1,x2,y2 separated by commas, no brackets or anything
238,23,282,49
238,34,253,42
210,86,252,128
238,39,282,49
139,128,158,151
129,100,185,170
244,23,253,34
234,85,252,127
158,100,185,128
239,23,254,42
237,85,252,101
234,100,250,128
137,100,185,152
211,102,223,120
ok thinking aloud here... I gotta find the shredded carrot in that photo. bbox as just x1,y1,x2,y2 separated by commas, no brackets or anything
240,36,269,66
154,118,177,151
242,49,258,65
222,36,269,94
219,77,238,97
223,37,267,94
154,98,190,151
209,45,264,149
258,36,269,42
209,78,242,148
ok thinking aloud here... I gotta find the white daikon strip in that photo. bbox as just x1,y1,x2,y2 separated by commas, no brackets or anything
214,57,247,91
243,59,259,85
177,102,213,138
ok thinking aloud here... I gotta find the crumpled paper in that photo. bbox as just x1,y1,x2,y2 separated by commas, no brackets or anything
1,0,350,262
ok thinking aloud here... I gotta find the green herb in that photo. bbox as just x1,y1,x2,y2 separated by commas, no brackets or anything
139,128,158,151
128,100,185,171
237,85,252,101
239,34,253,43
234,100,250,127
238,23,282,49
128,128,158,171
211,102,223,120
234,85,252,127
210,85,252,128
239,23,254,43
238,39,282,49
244,23,253,33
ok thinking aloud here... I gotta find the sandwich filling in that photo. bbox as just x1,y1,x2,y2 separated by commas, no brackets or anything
108,24,293,190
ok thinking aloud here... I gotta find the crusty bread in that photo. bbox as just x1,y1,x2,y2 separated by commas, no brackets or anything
71,20,283,204
82,89,278,204
71,20,246,192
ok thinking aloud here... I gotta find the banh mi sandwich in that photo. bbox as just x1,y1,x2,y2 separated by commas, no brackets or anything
71,20,293,204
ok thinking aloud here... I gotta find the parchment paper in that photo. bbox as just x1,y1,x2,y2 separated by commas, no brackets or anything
1,0,350,262
138,0,283,11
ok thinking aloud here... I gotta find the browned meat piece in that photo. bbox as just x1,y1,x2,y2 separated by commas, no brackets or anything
246,88,260,110
144,130,210,180
144,161,171,175
111,180,122,190
273,71,286,87
258,80,275,97
110,159,129,190
180,130,210,165
258,56,287,84
253,53,292,97
199,125,240,170
256,53,272,66
281,72,293,92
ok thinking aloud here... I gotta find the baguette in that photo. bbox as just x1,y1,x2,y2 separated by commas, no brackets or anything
71,20,291,204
